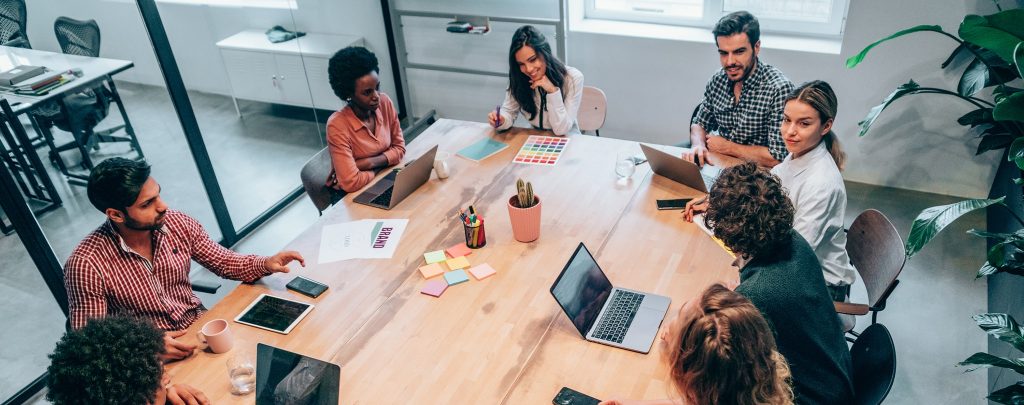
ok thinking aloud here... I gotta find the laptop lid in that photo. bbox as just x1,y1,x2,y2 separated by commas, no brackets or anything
256,343,340,405
639,143,710,193
385,145,438,208
550,243,614,337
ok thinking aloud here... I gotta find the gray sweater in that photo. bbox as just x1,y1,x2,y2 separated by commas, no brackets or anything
736,231,854,405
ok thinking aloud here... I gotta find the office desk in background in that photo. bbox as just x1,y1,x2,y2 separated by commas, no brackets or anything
0,45,135,211
167,119,739,404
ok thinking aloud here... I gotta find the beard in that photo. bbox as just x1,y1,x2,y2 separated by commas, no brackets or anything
736,57,757,82
123,211,165,231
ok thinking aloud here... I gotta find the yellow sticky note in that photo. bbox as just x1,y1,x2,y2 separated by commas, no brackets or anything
446,256,471,270
419,262,445,279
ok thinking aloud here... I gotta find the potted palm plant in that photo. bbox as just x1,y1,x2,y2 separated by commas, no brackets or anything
507,178,541,242
847,3,1024,402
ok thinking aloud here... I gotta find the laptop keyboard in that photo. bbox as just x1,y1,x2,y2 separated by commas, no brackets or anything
592,290,643,343
370,187,393,206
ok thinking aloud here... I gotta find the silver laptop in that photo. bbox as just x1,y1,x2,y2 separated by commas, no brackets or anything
353,145,438,210
639,143,721,193
550,243,671,353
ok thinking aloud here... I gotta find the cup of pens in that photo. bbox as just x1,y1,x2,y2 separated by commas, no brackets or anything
460,207,486,249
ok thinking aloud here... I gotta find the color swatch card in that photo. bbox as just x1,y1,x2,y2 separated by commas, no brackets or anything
468,263,497,280
446,256,471,271
444,269,470,286
458,138,509,162
513,135,569,166
419,263,446,279
421,280,448,297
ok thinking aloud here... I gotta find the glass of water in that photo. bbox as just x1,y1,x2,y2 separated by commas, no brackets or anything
615,151,636,179
227,348,256,395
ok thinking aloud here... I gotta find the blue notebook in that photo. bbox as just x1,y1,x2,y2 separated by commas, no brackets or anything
457,138,508,162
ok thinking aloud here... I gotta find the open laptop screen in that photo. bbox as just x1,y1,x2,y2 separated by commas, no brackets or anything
550,243,614,336
256,343,340,405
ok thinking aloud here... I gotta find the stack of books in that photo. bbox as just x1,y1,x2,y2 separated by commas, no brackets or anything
0,69,76,96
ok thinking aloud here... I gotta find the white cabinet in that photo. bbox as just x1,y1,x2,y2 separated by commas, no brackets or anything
216,30,363,114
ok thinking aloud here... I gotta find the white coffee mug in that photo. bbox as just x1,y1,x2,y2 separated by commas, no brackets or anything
434,152,451,179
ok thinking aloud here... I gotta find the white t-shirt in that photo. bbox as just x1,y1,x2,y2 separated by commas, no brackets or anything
496,66,584,136
771,141,857,286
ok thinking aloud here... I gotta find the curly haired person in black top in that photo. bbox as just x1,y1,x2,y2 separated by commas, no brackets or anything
46,316,209,405
703,162,853,405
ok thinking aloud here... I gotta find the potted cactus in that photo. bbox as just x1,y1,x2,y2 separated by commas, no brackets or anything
507,178,541,242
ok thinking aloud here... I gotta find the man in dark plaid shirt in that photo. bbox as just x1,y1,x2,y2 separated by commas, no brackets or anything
685,11,794,167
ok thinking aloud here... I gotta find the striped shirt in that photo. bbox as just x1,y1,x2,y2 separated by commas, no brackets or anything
692,59,794,162
64,210,271,330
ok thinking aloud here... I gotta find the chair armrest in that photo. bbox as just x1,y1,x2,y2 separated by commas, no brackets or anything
190,279,221,294
834,302,870,316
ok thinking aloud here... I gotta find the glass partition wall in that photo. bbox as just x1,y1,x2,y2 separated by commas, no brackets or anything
0,0,360,401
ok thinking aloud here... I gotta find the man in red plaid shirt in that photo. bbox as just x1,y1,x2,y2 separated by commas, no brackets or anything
64,158,305,362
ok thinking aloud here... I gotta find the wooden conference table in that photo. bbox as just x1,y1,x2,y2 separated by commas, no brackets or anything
168,119,740,404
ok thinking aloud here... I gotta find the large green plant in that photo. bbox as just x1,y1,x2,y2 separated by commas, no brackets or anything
847,3,1024,403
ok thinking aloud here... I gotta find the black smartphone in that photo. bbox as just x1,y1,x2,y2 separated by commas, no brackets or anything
286,276,328,298
552,387,600,405
657,198,693,210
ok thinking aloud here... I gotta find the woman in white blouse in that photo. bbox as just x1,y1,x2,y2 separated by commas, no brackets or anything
487,25,584,136
685,80,856,301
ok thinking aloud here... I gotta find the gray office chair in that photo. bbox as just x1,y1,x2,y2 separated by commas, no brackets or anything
578,86,607,136
836,209,906,337
31,16,144,185
0,0,30,48
850,323,897,405
300,148,338,214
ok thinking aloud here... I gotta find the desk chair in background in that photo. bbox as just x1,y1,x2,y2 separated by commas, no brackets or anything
850,323,897,405
300,148,337,215
835,209,906,339
578,85,606,136
30,16,144,185
0,0,30,48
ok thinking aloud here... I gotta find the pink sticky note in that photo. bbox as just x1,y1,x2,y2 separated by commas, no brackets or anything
446,243,472,258
418,263,445,279
421,280,448,297
468,263,497,280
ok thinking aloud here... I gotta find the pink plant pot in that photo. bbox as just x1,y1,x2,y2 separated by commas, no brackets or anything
507,195,541,243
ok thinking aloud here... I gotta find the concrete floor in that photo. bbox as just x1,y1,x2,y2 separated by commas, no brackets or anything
1,83,990,403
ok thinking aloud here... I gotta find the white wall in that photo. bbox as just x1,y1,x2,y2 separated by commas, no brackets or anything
404,0,1004,199
24,0,397,107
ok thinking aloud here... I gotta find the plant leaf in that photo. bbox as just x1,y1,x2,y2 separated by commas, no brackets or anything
942,42,967,69
968,229,1016,240
972,313,1024,353
958,352,1024,374
990,242,1011,267
959,58,989,96
906,197,1006,257
1016,178,1024,185
978,262,1001,278
1010,138,1024,165
1016,42,1024,81
960,10,1024,64
994,92,1024,122
988,382,1024,405
978,134,1014,155
959,108,994,127
858,81,923,137
847,25,947,68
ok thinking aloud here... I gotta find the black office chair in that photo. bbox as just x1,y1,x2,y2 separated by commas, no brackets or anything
850,323,897,405
31,17,144,185
0,0,30,48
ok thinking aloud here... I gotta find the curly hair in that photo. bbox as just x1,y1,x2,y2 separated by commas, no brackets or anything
667,284,793,405
328,46,379,101
46,316,166,405
704,162,794,259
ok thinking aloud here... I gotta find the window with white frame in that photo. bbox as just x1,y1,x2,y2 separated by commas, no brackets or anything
585,0,848,38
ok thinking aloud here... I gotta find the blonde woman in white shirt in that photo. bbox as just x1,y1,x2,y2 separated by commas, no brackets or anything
487,25,584,136
685,80,856,301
